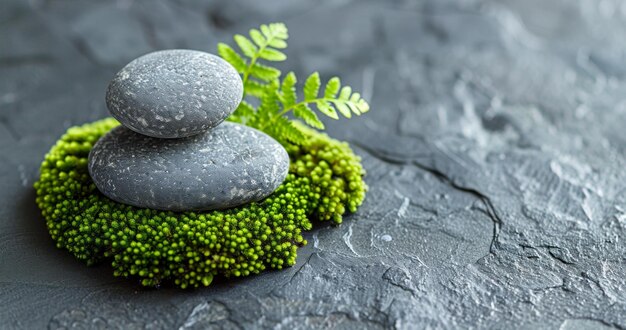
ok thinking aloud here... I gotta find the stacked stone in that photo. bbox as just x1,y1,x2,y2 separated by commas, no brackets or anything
88,50,290,211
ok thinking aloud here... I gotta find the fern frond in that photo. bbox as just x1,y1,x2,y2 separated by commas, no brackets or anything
250,63,281,82
217,43,246,73
249,29,265,47
325,83,369,117
273,73,370,129
332,99,352,118
234,35,257,58
261,23,288,41
219,22,288,102
279,72,297,107
221,22,370,147
294,104,324,129
324,77,340,98
258,48,286,61
272,116,306,144
315,100,338,119
304,72,321,101
339,86,352,100
244,80,266,98
253,80,280,126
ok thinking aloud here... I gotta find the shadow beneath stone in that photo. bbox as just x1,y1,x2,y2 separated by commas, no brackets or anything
3,186,126,288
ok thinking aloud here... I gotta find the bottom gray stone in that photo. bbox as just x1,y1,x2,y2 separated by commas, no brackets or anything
88,122,289,211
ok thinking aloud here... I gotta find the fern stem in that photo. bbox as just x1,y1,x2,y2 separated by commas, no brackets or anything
284,98,345,113
242,56,259,88
242,35,281,87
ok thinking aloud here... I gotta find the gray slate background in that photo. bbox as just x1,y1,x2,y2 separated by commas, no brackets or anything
1,0,626,329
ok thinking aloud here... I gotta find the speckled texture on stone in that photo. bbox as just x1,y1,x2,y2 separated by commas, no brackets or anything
106,49,243,138
88,122,288,211
2,0,626,329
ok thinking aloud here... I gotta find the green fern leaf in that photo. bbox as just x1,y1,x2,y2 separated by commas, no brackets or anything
316,100,339,120
332,100,352,118
279,72,297,107
349,92,361,103
250,63,281,82
339,86,352,100
346,103,360,115
348,92,362,115
358,99,370,113
244,80,266,98
249,29,266,47
217,43,246,73
294,104,324,129
324,77,341,98
221,22,371,147
261,23,288,39
304,72,321,101
258,48,286,61
259,24,288,50
238,100,255,116
256,81,280,117
268,38,287,49
333,90,370,116
276,116,306,144
260,24,271,36
234,35,257,58
231,22,289,92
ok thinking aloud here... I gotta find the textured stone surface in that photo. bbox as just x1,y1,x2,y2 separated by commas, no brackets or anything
88,122,289,211
106,49,243,138
2,0,626,329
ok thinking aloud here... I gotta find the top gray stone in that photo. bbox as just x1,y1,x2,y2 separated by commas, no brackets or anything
106,49,243,138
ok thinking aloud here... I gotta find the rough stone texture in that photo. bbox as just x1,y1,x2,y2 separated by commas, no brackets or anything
88,122,289,211
106,49,243,138
1,0,626,329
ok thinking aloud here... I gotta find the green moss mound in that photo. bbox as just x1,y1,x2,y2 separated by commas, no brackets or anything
34,118,366,288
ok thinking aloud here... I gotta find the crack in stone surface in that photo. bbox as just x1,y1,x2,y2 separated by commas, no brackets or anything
354,142,502,254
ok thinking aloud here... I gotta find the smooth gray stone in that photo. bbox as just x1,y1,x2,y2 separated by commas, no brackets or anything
106,49,243,138
87,122,289,211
